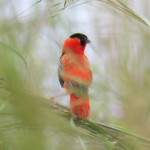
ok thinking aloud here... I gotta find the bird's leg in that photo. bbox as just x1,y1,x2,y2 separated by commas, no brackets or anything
48,91,69,101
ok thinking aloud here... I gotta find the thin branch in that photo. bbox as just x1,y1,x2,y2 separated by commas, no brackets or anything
100,0,150,27
48,101,150,149
48,92,69,101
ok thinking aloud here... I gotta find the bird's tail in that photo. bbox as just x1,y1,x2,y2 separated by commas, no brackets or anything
70,93,90,119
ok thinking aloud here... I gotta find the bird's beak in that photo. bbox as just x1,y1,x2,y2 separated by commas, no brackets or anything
86,39,91,43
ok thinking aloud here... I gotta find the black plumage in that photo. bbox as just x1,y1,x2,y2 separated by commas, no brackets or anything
70,33,91,46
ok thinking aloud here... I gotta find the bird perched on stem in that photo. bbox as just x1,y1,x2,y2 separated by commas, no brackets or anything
58,33,92,119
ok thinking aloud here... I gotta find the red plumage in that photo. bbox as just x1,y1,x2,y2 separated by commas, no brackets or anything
58,33,92,119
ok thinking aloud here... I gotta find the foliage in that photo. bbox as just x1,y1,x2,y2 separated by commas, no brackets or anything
0,0,150,150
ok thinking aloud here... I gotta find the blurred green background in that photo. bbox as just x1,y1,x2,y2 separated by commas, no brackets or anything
0,0,150,150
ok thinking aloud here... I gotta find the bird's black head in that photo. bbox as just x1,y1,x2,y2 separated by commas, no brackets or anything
70,33,91,46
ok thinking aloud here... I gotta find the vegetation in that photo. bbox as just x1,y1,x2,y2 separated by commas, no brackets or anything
0,0,150,150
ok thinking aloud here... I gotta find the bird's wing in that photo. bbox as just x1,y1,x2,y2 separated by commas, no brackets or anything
58,55,65,87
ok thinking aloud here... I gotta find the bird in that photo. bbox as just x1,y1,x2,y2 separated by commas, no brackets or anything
58,33,92,119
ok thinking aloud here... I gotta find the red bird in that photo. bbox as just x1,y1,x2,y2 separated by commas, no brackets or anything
58,33,92,119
